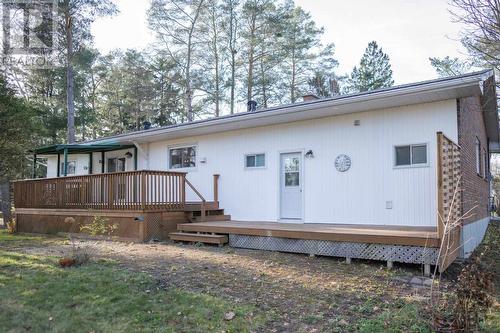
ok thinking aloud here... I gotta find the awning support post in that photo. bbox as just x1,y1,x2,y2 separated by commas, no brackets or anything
32,153,37,178
63,148,68,176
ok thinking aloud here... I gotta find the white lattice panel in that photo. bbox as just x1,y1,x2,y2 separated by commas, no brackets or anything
229,235,438,265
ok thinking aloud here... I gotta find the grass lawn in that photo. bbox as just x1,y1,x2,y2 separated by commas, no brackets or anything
0,233,263,332
0,225,498,332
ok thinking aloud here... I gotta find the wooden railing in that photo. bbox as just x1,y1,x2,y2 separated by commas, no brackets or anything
13,170,187,211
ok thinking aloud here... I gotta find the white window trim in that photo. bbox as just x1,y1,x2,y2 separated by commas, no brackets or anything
393,143,429,169
475,137,481,176
167,143,198,171
244,153,266,170
483,148,488,179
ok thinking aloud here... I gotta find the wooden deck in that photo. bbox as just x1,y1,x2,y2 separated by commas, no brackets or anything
176,221,440,247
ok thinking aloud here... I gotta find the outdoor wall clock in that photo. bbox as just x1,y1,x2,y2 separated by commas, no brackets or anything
335,154,351,172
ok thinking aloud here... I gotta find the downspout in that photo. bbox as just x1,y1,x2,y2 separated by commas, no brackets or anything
134,146,138,170
131,141,148,170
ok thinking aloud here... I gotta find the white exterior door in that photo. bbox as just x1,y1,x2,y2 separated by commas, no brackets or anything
280,152,303,220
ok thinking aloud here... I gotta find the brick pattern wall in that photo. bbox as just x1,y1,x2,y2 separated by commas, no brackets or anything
457,96,490,224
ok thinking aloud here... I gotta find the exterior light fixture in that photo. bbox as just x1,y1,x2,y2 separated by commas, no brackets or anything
305,150,314,158
125,152,133,159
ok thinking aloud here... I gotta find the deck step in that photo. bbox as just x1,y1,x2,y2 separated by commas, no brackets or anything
169,232,228,244
191,214,231,222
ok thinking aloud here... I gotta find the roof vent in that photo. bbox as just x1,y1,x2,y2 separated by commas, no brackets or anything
143,121,152,130
247,100,257,112
302,94,320,102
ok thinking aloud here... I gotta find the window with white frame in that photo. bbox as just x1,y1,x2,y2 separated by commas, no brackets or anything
245,153,265,168
475,137,481,175
394,144,427,167
483,148,488,179
169,146,196,169
60,161,76,175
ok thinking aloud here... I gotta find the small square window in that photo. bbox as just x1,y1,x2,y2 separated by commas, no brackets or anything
245,153,265,168
395,144,427,167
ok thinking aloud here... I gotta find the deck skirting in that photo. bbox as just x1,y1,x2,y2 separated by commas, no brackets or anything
229,234,439,265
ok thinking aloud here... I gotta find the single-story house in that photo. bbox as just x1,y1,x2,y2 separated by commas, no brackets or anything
14,70,498,273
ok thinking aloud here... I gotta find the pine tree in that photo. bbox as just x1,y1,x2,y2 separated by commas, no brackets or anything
347,41,394,93
429,56,471,78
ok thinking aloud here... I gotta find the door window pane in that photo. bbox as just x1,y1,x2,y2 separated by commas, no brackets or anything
395,146,411,166
284,157,299,172
285,172,299,186
411,145,427,164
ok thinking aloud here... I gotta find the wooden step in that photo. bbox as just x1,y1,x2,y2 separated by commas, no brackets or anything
190,209,225,217
184,202,219,211
190,215,231,222
169,232,228,245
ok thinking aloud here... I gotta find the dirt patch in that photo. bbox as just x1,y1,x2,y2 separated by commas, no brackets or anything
2,235,437,332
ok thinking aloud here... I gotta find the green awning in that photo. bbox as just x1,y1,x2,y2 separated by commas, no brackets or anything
33,143,135,155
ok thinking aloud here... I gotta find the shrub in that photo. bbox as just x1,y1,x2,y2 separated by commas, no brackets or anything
79,215,118,237
60,216,117,268
452,256,494,331
6,218,16,234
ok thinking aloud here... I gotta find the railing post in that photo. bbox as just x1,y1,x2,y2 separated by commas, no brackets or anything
436,132,444,239
181,174,186,208
213,174,219,204
141,171,146,210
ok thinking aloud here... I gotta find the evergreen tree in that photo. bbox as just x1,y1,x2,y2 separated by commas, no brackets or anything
0,77,42,224
347,41,394,93
429,56,472,78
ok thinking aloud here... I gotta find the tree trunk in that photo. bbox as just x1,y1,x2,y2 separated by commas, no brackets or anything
229,2,236,115
0,181,11,228
65,12,76,143
260,57,267,108
246,15,256,102
230,51,235,114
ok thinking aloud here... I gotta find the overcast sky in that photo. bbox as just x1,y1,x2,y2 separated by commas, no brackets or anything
91,0,470,85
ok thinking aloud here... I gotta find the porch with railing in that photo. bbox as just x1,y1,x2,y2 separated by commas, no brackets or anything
13,170,217,212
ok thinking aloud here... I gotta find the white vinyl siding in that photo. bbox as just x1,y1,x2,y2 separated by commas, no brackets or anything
145,99,457,226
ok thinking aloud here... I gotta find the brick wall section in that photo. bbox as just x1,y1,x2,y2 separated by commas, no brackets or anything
457,96,490,224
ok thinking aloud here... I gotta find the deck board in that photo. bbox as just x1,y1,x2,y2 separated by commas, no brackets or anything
177,221,440,247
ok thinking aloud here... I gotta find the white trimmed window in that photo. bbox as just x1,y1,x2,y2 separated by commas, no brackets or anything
245,153,265,168
169,145,196,169
475,137,481,175
395,144,428,167
483,148,488,179
60,161,76,175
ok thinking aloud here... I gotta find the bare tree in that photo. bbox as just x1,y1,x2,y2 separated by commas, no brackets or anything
450,0,500,71
148,0,207,122
221,0,241,114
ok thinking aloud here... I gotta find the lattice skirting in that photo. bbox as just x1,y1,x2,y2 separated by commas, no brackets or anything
229,235,439,265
